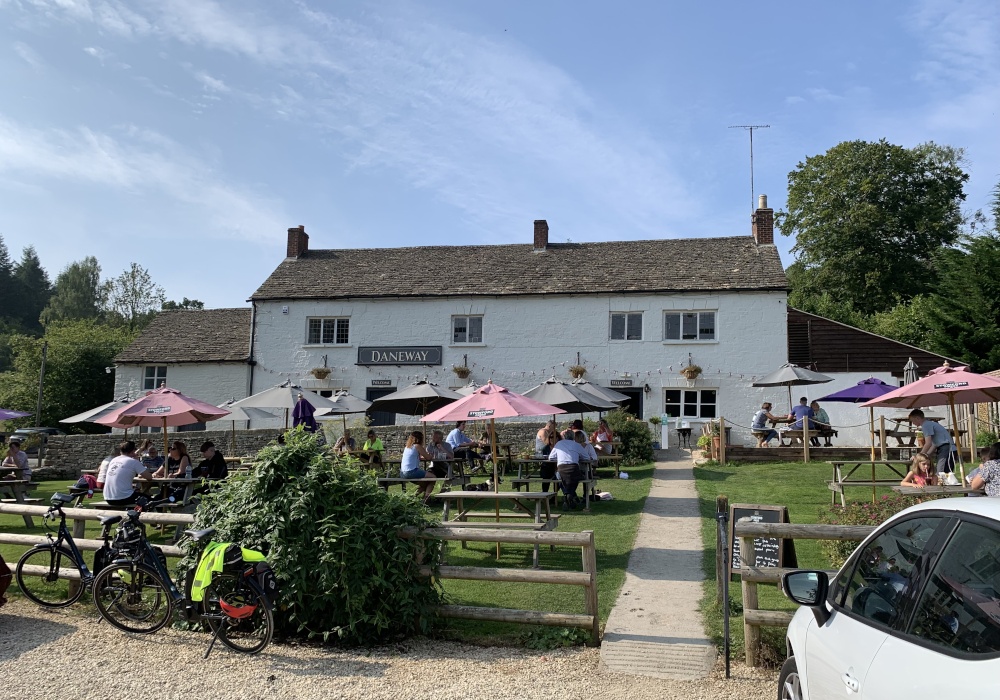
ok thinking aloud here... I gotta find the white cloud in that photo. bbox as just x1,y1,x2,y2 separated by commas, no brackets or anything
0,115,287,241
12,40,43,69
194,71,229,93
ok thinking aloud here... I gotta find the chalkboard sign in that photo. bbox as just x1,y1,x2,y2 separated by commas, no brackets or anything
729,503,797,574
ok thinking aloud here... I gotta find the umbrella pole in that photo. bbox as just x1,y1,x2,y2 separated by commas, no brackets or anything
231,420,236,455
162,417,169,461
949,398,966,483
869,408,875,462
284,408,289,430
491,418,501,560
787,386,793,413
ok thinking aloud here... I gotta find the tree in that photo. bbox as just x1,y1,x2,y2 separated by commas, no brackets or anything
40,257,106,326
864,295,937,350
13,246,51,334
777,140,969,316
0,235,17,327
162,297,205,310
105,263,165,329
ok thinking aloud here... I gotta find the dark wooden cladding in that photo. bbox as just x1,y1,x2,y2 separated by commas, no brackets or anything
787,308,955,376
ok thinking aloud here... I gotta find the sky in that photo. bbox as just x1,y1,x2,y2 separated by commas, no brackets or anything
0,0,998,309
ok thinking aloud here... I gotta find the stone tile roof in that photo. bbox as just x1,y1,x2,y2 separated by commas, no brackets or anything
251,237,788,300
115,308,251,364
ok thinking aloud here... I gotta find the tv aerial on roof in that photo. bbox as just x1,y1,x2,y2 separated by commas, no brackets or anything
728,124,770,212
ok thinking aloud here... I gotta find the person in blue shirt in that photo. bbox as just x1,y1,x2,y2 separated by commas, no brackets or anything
549,429,590,509
787,397,815,430
909,409,959,482
446,421,484,470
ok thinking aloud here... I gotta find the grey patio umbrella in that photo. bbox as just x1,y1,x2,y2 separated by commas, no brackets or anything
903,357,920,385
523,377,617,416
455,381,481,396
570,378,630,405
370,380,463,417
227,381,341,428
315,391,373,433
752,363,834,411
60,400,129,425
215,400,278,453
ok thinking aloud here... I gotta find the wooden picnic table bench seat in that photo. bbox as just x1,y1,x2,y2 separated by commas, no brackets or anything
780,428,839,447
377,477,450,492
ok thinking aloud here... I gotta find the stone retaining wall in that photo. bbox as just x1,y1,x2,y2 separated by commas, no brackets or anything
37,422,545,480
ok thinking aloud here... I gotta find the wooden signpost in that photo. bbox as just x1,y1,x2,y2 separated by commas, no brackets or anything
728,503,797,574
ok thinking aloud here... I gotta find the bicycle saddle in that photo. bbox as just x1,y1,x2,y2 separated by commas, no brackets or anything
50,493,76,505
184,527,217,542
99,514,122,527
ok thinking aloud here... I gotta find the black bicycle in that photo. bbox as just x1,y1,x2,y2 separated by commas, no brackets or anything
14,492,122,607
92,496,277,657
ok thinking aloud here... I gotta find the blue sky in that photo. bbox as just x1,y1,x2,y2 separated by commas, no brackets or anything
0,0,997,308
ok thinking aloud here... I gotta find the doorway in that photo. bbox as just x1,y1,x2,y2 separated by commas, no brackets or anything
366,387,396,426
611,388,643,418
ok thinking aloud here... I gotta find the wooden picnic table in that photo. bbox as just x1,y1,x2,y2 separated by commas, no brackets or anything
135,476,203,505
892,484,982,496
0,476,37,527
828,460,911,506
430,490,558,567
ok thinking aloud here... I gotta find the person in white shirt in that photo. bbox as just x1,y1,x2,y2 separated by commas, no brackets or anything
549,430,590,509
103,441,153,506
95,447,121,488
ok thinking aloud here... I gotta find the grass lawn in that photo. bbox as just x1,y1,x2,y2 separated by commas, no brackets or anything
692,459,913,663
436,461,654,645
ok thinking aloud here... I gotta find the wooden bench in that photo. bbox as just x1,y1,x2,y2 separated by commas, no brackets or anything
827,480,903,507
445,516,561,531
780,428,839,447
510,477,597,512
377,477,454,494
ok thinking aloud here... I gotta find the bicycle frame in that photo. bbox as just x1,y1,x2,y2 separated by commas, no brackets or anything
36,506,94,583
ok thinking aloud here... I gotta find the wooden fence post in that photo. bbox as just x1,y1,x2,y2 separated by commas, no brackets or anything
719,417,727,465
879,416,888,461
716,495,729,606
740,536,760,667
582,530,600,646
802,420,810,463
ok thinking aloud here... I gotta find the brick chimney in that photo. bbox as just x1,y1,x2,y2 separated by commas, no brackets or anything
533,219,549,252
286,225,309,258
752,195,774,245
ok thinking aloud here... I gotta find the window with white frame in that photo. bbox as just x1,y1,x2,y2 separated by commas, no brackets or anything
143,366,167,391
664,389,717,418
664,311,716,341
452,315,483,344
610,312,643,341
307,317,350,345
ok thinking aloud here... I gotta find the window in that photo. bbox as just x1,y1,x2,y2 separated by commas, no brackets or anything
307,318,350,345
664,389,717,418
831,516,945,629
452,315,483,344
664,311,716,341
909,520,1000,655
143,366,167,391
610,312,643,341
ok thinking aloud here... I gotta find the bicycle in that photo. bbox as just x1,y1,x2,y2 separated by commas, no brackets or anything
14,492,122,607
92,496,277,657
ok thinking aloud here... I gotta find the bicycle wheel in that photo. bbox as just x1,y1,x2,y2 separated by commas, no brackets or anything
16,546,85,607
202,574,274,654
92,562,173,634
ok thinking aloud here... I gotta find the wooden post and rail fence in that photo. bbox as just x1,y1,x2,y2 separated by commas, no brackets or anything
0,503,601,645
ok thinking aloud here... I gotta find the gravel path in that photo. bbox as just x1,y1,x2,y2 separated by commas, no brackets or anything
0,600,776,699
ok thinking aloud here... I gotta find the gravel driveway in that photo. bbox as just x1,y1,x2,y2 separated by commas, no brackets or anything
0,599,776,699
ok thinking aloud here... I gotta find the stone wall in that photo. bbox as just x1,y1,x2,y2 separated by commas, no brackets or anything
37,422,546,480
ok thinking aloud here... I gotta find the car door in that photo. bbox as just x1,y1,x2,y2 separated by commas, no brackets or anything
863,517,1000,700
805,515,947,700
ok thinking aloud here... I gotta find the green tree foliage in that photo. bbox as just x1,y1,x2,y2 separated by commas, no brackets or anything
0,320,136,430
604,408,653,464
13,246,51,334
190,429,443,644
105,262,165,330
162,297,204,310
40,257,107,326
778,140,968,316
864,295,937,350
0,235,18,326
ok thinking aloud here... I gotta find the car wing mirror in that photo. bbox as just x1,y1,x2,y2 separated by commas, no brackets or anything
782,570,831,626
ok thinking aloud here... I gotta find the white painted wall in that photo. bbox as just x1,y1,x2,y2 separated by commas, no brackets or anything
250,291,790,439
809,372,907,448
113,363,251,428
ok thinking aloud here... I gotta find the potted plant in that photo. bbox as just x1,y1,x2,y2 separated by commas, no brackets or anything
648,415,662,446
452,365,471,379
696,433,713,458
310,367,331,380
679,364,702,384
569,364,587,379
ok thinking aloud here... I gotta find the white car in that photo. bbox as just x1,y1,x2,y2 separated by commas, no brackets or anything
779,498,1000,700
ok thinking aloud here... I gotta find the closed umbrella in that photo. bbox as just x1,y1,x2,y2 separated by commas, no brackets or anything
96,387,231,457
752,363,834,411
903,358,920,386
523,377,616,416
371,380,463,417
819,377,897,461
292,395,318,432
570,379,630,405
227,381,340,428
216,401,277,454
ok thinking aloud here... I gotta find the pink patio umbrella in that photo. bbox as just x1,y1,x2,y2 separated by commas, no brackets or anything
96,387,231,457
861,363,1000,481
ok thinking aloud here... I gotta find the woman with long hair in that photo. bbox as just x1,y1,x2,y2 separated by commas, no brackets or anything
900,453,937,487
154,440,190,478
400,431,436,501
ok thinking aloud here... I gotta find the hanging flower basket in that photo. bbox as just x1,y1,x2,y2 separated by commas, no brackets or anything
569,365,587,379
679,364,702,381
310,367,331,380
452,365,471,379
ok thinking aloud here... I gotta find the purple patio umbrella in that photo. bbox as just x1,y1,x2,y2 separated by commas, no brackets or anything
818,377,896,460
0,409,31,421
292,394,318,433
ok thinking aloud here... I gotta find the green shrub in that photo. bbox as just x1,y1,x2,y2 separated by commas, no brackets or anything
977,431,997,450
604,409,654,464
818,494,948,568
190,428,443,644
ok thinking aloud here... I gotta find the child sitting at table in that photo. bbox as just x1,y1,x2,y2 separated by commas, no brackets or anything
901,453,937,487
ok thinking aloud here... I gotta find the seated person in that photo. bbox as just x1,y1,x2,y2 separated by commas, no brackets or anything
334,430,356,454
574,430,599,487
360,430,384,465
141,446,165,472
400,431,436,502
787,397,815,431
751,403,781,447
426,430,454,477
970,442,1000,496
102,440,153,506
1,439,30,481
153,441,191,478
809,401,831,446
196,441,229,480
95,447,121,488
900,453,937,487
536,420,558,456
549,429,589,509
447,421,485,469
590,419,615,455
